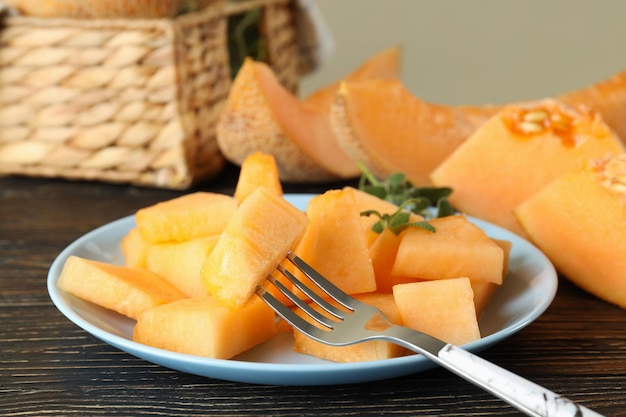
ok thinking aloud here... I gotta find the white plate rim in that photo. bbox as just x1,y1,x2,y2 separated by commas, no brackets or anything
47,193,558,386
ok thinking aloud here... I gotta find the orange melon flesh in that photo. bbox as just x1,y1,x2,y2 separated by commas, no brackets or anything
471,239,511,318
217,47,400,183
293,188,377,296
201,187,308,308
393,215,504,285
515,154,626,308
368,228,421,293
430,99,625,236
348,186,424,246
234,151,283,205
57,255,185,320
393,278,481,346
135,192,237,244
133,296,277,359
303,47,401,110
120,227,151,269
293,293,406,362
331,79,496,186
557,69,626,146
146,236,219,298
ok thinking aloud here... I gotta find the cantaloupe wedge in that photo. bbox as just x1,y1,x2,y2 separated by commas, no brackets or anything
430,99,625,236
234,151,282,205
515,154,626,308
330,68,626,188
201,187,308,308
293,293,406,362
133,296,276,359
146,235,219,298
216,47,400,183
57,255,185,320
557,68,626,144
331,79,496,186
293,188,377,296
393,215,505,285
135,192,237,243
393,278,481,346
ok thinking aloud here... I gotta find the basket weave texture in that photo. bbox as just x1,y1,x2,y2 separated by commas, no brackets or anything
0,0,300,189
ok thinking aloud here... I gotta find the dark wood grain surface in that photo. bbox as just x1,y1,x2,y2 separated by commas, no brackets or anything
1,167,625,417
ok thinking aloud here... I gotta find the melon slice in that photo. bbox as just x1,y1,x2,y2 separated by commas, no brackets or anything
146,235,219,298
430,99,625,236
515,154,626,308
201,187,308,308
133,296,276,359
331,79,496,186
234,151,282,205
393,278,481,346
392,215,505,285
135,192,237,243
292,293,405,362
557,68,626,145
57,255,185,320
216,47,400,182
293,188,377,296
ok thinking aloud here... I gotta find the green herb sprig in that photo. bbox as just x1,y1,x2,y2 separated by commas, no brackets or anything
357,163,456,235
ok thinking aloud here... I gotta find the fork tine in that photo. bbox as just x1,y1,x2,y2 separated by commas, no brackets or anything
265,273,338,329
285,252,359,310
255,286,329,339
276,264,345,319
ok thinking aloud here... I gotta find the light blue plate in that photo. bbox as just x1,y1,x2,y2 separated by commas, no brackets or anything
47,194,558,386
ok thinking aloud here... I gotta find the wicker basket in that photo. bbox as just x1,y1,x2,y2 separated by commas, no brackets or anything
0,0,301,189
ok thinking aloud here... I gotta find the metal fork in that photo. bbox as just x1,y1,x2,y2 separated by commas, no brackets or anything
256,252,603,417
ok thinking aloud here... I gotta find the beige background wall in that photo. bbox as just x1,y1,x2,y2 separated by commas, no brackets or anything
299,0,626,106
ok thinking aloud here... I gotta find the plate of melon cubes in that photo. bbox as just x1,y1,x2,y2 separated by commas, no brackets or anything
48,152,558,386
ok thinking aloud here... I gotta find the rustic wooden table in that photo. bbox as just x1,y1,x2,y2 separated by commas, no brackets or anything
1,166,625,416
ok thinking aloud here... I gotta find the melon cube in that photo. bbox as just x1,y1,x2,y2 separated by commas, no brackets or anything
234,151,283,205
393,278,481,346
393,215,504,284
135,192,237,243
369,228,421,293
202,187,308,308
133,296,276,359
293,293,406,362
120,227,151,268
57,255,184,320
472,238,511,317
293,188,377,296
146,236,219,298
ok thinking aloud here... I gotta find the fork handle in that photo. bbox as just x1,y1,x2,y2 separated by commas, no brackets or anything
435,344,603,417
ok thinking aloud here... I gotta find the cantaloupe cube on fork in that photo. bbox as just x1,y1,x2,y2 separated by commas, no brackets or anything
202,187,309,308
57,256,184,320
133,296,277,359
